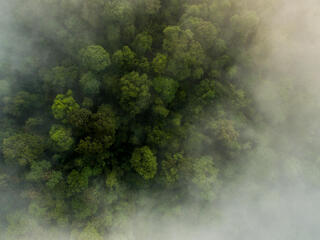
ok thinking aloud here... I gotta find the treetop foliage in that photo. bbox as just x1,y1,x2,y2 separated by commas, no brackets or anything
0,0,269,238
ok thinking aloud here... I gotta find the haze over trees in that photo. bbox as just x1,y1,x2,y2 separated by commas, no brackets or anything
0,0,288,239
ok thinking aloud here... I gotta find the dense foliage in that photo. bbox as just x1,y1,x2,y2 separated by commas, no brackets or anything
0,0,270,238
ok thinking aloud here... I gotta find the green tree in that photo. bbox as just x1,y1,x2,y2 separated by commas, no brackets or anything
152,53,168,74
209,118,240,150
77,224,103,240
71,195,98,221
89,104,117,149
152,102,170,118
152,77,179,104
46,171,63,189
68,108,92,130
79,45,111,72
132,32,152,55
49,125,74,152
163,26,205,80
24,117,45,132
52,90,80,122
4,91,39,118
230,11,260,44
193,78,216,105
147,125,171,147
2,133,45,166
130,146,157,180
79,72,101,96
43,66,78,95
191,156,219,200
119,71,151,115
142,0,161,14
76,137,104,155
112,46,137,72
161,152,184,185
181,17,218,49
106,169,121,191
103,0,133,24
67,167,92,194
26,160,51,182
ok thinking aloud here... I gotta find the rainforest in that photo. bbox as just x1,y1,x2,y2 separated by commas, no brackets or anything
1,0,320,239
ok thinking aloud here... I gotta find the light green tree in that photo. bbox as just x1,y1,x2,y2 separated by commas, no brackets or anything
49,125,74,152
52,90,80,122
77,224,103,240
152,53,167,74
191,156,219,200
130,146,157,180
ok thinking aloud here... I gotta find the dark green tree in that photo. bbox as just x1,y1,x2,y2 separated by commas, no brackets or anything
79,72,101,96
2,133,45,166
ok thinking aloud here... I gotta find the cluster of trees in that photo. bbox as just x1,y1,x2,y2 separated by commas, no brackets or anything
0,0,274,239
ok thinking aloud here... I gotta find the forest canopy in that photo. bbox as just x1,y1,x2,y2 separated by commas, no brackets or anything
0,0,276,239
